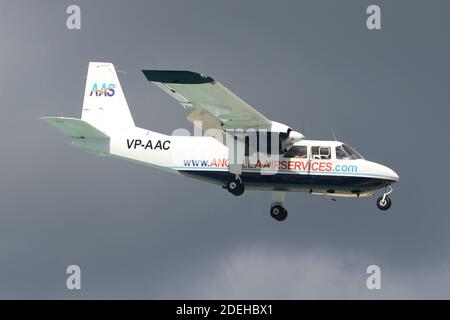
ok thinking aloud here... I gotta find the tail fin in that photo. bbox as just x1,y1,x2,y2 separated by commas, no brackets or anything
81,62,135,132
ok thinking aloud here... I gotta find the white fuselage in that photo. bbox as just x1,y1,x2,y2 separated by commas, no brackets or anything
76,126,399,197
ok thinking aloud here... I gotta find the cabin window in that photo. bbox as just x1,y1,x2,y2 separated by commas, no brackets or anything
284,146,308,158
311,146,331,160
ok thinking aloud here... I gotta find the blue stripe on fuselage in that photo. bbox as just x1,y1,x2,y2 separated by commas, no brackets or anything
178,169,394,192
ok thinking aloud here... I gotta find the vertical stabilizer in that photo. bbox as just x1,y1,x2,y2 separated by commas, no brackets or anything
81,62,135,132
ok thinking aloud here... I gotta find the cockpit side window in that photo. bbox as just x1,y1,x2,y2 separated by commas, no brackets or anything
336,146,350,159
283,146,308,159
311,146,331,160
336,144,364,160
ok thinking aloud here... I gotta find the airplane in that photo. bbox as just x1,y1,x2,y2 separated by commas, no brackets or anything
41,62,399,221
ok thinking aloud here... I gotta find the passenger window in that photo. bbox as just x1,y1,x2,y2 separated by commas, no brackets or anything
312,146,331,160
283,146,308,159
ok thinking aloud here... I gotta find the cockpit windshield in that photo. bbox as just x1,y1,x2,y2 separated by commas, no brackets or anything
335,144,364,160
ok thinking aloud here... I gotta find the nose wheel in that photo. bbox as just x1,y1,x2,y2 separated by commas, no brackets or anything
226,176,245,196
270,203,288,221
376,185,393,211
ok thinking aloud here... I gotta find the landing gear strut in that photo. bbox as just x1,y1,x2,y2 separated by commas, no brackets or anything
377,185,393,211
270,203,288,221
226,176,245,196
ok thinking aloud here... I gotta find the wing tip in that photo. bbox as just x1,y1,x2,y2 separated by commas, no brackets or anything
142,70,214,84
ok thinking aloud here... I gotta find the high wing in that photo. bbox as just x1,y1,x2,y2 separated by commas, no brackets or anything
142,70,272,131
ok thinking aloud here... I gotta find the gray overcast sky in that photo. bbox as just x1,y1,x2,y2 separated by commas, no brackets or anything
0,0,448,298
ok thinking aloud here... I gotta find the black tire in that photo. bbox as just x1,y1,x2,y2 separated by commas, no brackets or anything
232,183,245,196
226,179,245,196
270,205,288,221
377,195,392,210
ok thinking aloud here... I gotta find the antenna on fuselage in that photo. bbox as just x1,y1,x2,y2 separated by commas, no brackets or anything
330,128,338,141
300,123,307,136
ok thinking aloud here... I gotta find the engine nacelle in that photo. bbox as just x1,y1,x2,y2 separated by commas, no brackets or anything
269,121,291,133
270,121,304,153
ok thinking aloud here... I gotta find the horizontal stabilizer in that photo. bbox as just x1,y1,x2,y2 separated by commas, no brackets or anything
40,117,109,139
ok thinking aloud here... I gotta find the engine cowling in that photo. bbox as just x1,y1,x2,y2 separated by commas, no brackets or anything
270,121,304,153
281,128,304,153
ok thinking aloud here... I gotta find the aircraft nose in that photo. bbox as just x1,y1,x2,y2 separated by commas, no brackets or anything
383,165,399,182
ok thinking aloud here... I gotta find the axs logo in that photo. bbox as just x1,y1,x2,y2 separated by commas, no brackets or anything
89,83,116,97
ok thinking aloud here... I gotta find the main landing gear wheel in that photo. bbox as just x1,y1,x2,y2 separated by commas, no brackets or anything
226,177,245,196
270,204,288,221
376,185,393,211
